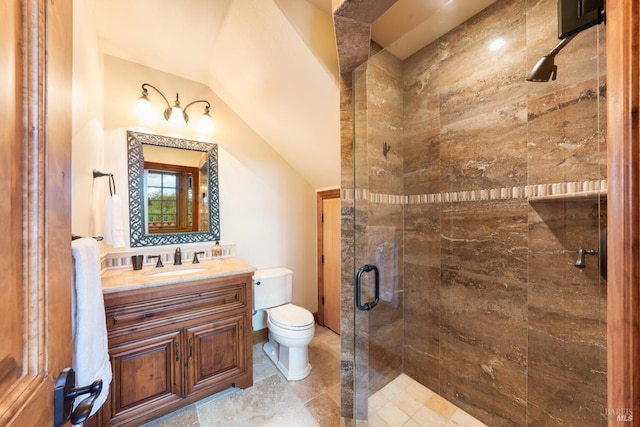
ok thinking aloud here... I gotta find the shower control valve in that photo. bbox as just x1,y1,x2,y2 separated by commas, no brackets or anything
575,248,598,269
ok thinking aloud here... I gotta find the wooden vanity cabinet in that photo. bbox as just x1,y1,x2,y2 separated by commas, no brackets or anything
96,272,253,427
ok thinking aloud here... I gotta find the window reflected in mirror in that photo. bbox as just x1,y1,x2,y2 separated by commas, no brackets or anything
145,164,197,233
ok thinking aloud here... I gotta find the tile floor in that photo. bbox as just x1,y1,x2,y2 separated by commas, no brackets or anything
142,326,342,427
368,374,487,427
142,326,486,427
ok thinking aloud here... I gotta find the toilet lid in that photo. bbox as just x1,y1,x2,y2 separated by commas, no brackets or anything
269,304,314,329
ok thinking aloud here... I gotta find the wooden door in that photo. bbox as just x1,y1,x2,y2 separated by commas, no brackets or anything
317,190,341,334
0,0,73,425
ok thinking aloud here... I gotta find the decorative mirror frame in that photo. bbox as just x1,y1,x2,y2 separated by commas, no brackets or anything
127,130,220,247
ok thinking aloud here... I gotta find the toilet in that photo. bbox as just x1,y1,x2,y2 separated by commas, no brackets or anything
253,267,315,381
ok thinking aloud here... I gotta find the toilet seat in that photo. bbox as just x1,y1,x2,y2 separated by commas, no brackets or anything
268,303,314,331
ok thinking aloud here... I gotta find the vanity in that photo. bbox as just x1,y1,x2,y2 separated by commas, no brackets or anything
94,257,255,427
82,131,251,426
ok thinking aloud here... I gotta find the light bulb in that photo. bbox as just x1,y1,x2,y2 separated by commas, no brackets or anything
167,106,184,124
199,112,215,133
134,96,152,121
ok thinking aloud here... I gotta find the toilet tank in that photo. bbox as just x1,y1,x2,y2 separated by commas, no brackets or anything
253,267,293,310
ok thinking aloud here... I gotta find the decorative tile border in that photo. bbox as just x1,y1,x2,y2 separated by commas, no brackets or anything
105,242,237,270
342,180,607,204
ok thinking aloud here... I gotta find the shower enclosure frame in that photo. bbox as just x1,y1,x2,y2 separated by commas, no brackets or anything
334,0,640,423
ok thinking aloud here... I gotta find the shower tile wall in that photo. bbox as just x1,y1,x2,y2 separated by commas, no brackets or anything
402,37,442,395
527,199,606,425
400,0,607,426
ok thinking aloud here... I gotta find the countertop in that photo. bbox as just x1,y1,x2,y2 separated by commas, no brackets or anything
101,257,257,294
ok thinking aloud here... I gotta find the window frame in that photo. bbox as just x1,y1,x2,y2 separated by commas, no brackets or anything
144,161,200,234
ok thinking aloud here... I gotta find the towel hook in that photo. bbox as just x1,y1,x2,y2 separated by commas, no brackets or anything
382,141,391,159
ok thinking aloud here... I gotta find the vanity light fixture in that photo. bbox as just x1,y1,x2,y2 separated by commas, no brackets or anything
135,83,215,132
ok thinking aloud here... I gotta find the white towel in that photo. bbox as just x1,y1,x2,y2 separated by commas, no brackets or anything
104,194,125,248
71,238,112,417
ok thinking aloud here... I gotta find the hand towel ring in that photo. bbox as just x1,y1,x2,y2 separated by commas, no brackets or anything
93,170,115,196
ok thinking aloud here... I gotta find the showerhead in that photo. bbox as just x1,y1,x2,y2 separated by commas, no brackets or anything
526,55,558,82
526,34,576,82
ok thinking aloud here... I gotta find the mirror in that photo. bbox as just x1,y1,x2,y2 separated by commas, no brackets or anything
127,131,220,247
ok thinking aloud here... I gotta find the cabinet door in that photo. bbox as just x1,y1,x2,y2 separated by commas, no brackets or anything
109,330,183,424
185,314,247,394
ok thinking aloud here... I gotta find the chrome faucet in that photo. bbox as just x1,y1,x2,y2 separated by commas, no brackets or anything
174,247,182,265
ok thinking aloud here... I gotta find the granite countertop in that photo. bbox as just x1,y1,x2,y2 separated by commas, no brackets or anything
101,257,257,294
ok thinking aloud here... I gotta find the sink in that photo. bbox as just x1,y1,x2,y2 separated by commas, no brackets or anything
144,266,209,277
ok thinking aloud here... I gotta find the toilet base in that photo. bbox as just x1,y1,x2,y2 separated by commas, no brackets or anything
263,339,312,381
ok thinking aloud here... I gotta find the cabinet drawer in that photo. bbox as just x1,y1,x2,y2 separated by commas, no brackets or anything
106,282,246,336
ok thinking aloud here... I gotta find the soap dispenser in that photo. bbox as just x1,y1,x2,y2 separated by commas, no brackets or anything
212,241,222,259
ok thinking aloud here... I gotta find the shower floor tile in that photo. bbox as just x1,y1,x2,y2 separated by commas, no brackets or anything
368,374,487,427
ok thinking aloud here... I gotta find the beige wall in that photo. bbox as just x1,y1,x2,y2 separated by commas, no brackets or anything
72,12,318,312
72,0,105,246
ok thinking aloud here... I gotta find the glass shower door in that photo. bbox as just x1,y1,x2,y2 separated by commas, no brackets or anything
352,48,405,421
349,6,607,424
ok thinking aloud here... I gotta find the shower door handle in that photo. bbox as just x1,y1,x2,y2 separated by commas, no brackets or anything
356,264,379,311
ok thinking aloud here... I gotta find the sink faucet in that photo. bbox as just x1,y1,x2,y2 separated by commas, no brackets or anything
148,255,163,268
174,247,182,265
192,251,205,264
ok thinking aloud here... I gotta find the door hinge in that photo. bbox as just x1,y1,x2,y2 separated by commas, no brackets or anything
321,213,324,222
322,296,325,305
321,255,324,263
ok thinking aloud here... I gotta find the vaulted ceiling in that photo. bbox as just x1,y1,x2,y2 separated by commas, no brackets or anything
89,0,496,189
